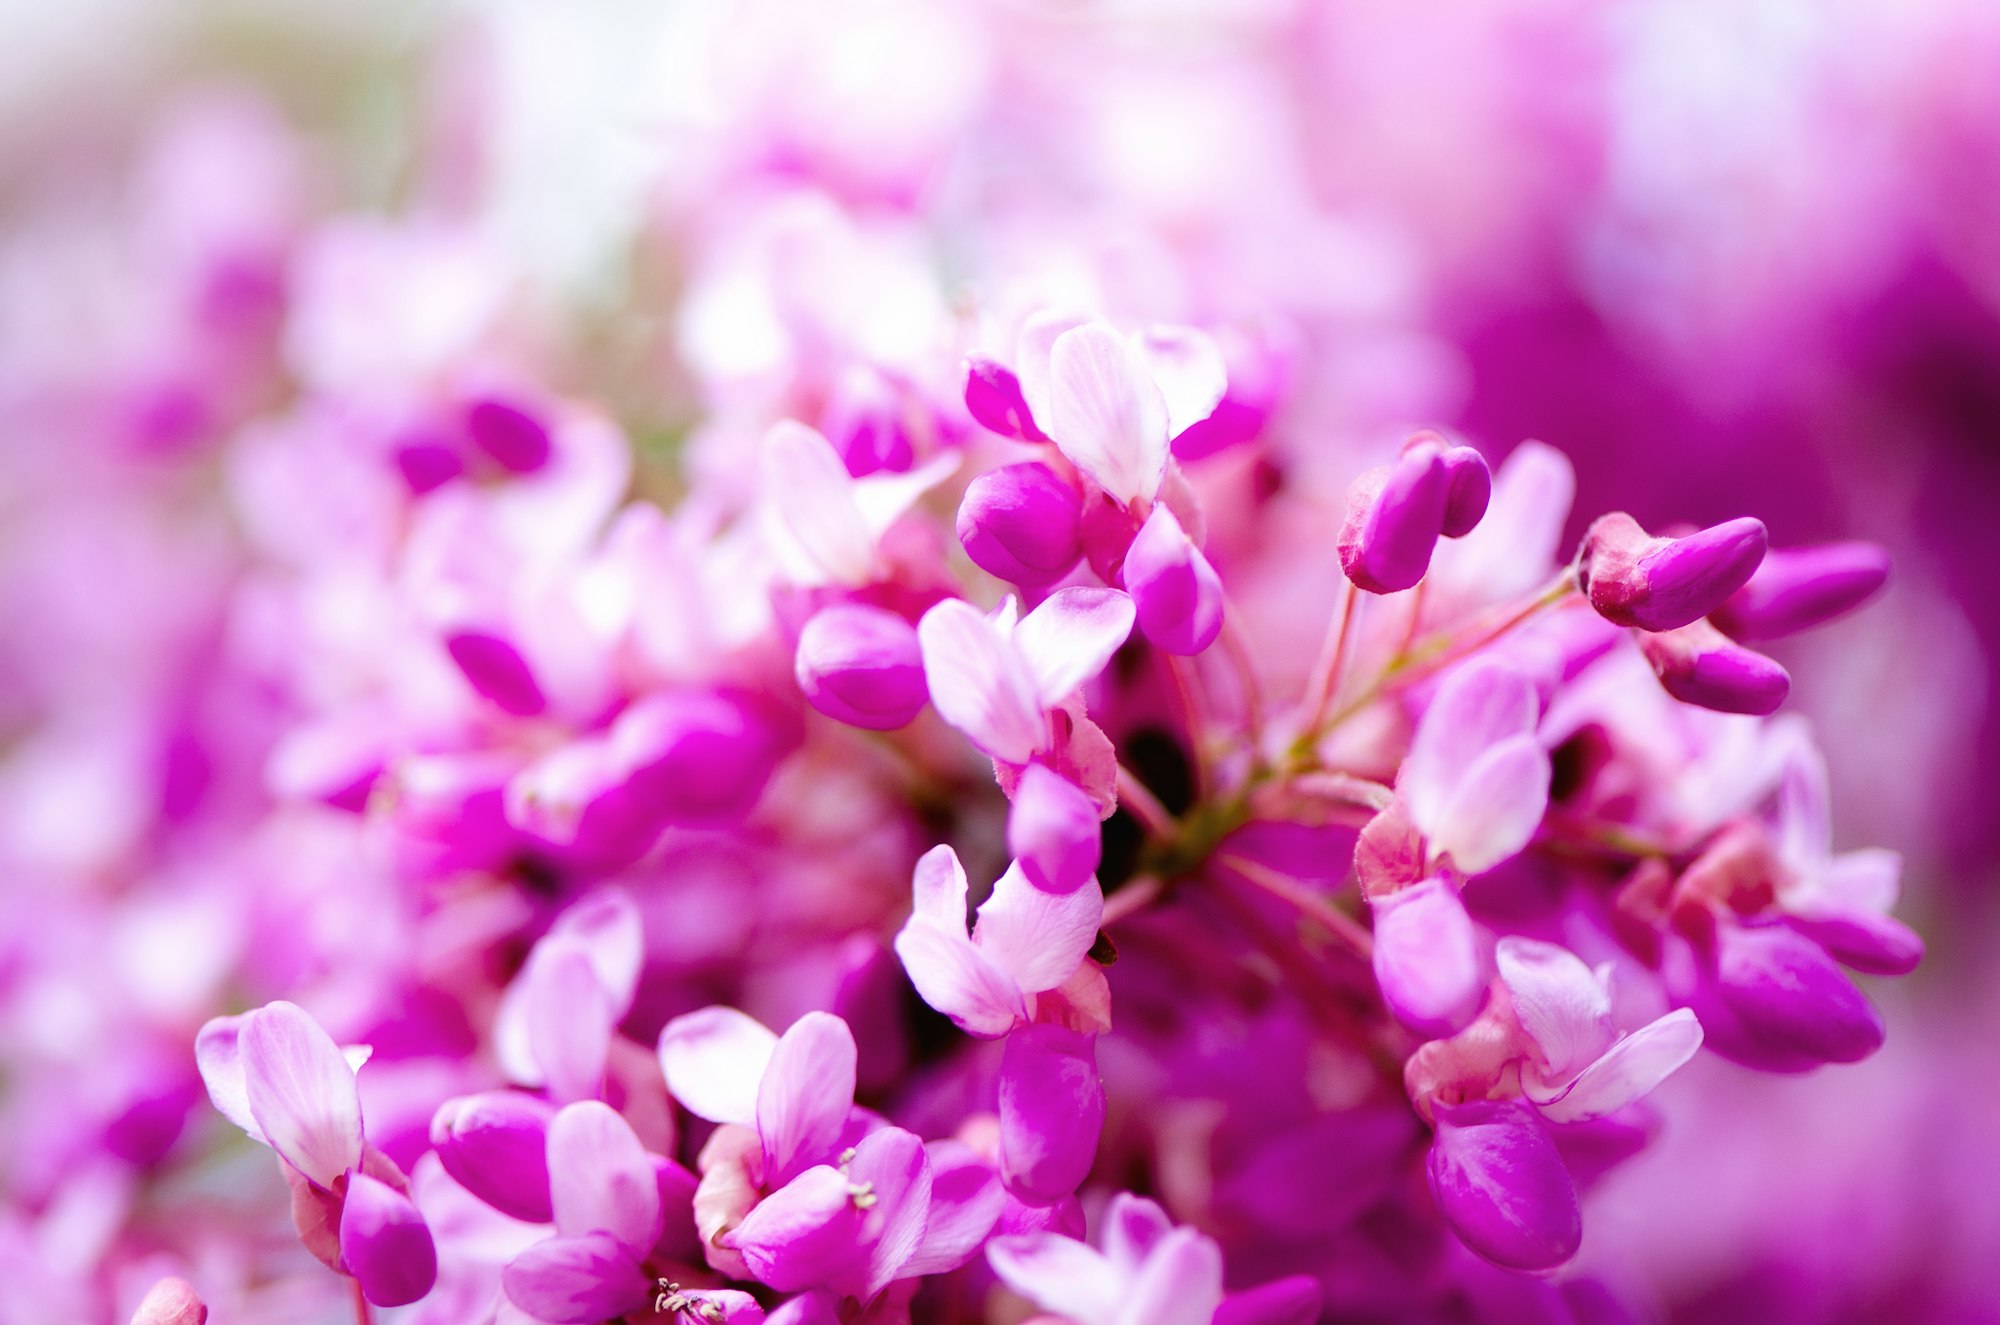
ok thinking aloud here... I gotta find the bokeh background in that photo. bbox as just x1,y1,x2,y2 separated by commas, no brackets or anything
2,1,1996,1321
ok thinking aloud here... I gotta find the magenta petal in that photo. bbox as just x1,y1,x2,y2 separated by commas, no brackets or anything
1696,924,1885,1070
1640,621,1790,715
430,1092,555,1224
963,356,1047,442
502,1231,652,1324
729,1166,865,1294
1008,764,1103,895
1784,909,1925,977
757,1012,859,1186
1124,1226,1226,1325
547,1100,663,1254
464,396,552,473
1438,446,1492,539
611,689,793,827
1427,1099,1580,1272
958,461,1083,587
795,603,928,730
847,1126,934,1297
444,629,547,717
998,1026,1104,1205
1122,505,1224,656
240,1002,363,1189
1371,879,1486,1039
1713,540,1890,641
899,1140,1004,1277
339,1170,438,1307
1582,513,1768,632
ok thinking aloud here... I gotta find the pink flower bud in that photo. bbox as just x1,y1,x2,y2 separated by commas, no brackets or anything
1711,541,1890,641
794,603,929,730
339,1169,438,1307
1338,445,1450,594
1008,763,1102,894
963,356,1047,442
444,629,548,717
1638,620,1790,715
130,1278,207,1325
957,462,1084,587
998,1025,1105,1204
1579,513,1768,632
1427,1099,1580,1272
1437,445,1492,539
1121,505,1224,656
464,395,551,473
430,1092,557,1224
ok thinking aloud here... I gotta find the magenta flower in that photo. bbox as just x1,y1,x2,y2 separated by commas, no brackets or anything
195,1001,438,1306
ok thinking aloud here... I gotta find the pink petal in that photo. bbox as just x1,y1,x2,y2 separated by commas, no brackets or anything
129,1277,207,1325
1137,325,1228,441
523,941,614,1103
501,1231,651,1324
728,1166,864,1294
1046,323,1170,506
1013,587,1136,709
851,452,958,542
1429,735,1550,875
848,1126,934,1298
1533,1009,1704,1123
339,1170,438,1308
547,1100,662,1254
761,421,876,586
1402,659,1541,839
973,863,1105,994
194,1013,263,1144
547,888,644,1018
986,1233,1121,1324
659,1007,778,1126
1102,1193,1177,1278
1427,1100,1580,1272
758,1013,859,1187
917,598,1047,765
911,844,971,926
430,1092,556,1224
1008,764,1103,895
1014,310,1091,431
898,1140,1005,1278
1494,938,1615,1083
1121,506,1224,657
892,918,1028,1038
1214,1277,1323,1325
240,1001,363,1189
998,1026,1104,1204
1122,1226,1226,1325
1370,879,1486,1039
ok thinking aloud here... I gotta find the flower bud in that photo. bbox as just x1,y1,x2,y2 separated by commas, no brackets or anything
963,356,1047,442
823,366,914,476
1121,505,1224,656
998,1025,1104,1205
464,395,551,473
612,690,794,826
444,629,548,717
338,1170,439,1307
1689,923,1885,1072
1338,445,1450,594
957,462,1084,587
130,1278,207,1325
1579,513,1768,632
1638,620,1790,715
1437,445,1492,539
1711,540,1890,641
1371,877,1486,1038
1008,763,1102,894
794,603,928,730
430,1092,557,1224
1427,1099,1580,1272
393,435,463,494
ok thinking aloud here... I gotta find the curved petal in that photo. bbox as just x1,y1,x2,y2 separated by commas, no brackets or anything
547,888,644,1018
339,1170,438,1308
762,421,875,586
758,1013,859,1186
1137,325,1227,440
973,864,1104,994
1431,736,1550,875
1426,1099,1580,1272
1532,1009,1704,1124
1403,660,1541,836
892,919,1027,1038
1119,1226,1226,1325
1494,938,1614,1082
1013,587,1136,708
986,1233,1121,1324
917,598,1047,765
548,1100,662,1253
195,1013,263,1144
525,941,613,1104
1371,879,1486,1039
659,1007,778,1126
898,1140,1004,1278
728,1166,863,1294
1102,1193,1177,1278
1046,323,1170,505
240,1002,363,1189
848,1126,933,1298
502,1231,651,1324
911,844,971,927
998,1026,1104,1204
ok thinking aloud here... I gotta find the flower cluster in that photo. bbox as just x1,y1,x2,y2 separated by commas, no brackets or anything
0,4,1980,1324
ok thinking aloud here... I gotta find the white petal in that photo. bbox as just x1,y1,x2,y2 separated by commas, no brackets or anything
1046,323,1170,505
1136,325,1227,439
1495,939,1613,1082
1431,736,1550,875
972,864,1103,994
762,421,875,586
917,598,1047,765
1013,587,1136,708
658,1007,778,1126
1533,1009,1704,1123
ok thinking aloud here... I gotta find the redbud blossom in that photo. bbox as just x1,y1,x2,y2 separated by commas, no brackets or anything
1712,540,1892,640
1121,505,1224,656
794,602,928,730
1639,619,1791,714
956,461,1085,587
1579,513,1769,632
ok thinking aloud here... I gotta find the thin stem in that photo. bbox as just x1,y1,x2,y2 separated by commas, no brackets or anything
1212,852,1373,962
352,1279,374,1325
1101,875,1163,927
1114,764,1176,837
1165,653,1211,797
1299,579,1359,734
1217,600,1268,751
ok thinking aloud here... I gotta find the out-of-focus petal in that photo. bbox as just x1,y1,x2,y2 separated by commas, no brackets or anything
659,1007,778,1127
